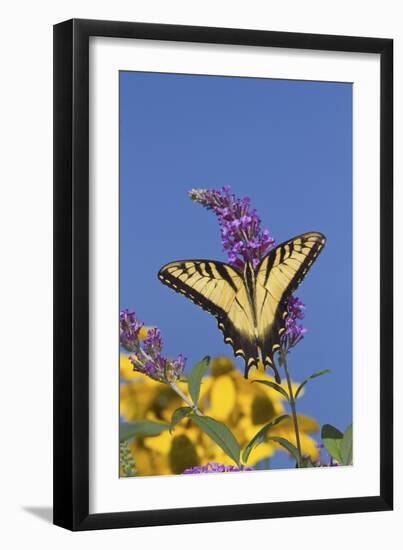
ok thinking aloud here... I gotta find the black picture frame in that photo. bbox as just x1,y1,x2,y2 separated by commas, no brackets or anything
53,18,393,531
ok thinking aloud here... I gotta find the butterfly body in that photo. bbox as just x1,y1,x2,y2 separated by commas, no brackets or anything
158,232,326,381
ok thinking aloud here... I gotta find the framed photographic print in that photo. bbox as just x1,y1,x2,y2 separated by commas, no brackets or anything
53,19,393,530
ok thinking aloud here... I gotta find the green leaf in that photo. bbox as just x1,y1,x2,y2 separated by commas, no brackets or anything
242,414,290,464
321,424,344,440
119,420,170,442
321,424,343,463
190,414,241,466
295,369,331,399
267,436,300,463
252,379,290,401
187,356,210,406
301,456,315,468
170,407,192,432
340,424,353,465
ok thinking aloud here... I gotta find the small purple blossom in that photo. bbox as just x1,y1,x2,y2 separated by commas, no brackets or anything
282,295,307,351
120,310,186,383
120,309,144,352
182,462,253,474
189,186,307,354
189,187,275,270
172,353,186,373
143,327,162,355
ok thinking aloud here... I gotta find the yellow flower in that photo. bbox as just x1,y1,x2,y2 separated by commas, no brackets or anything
120,355,319,476
204,357,320,465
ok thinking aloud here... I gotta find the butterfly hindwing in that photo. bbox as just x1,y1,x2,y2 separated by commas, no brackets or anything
158,260,259,374
255,231,326,370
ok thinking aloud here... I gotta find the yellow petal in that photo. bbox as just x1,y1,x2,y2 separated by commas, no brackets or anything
237,417,258,442
232,371,257,396
120,381,156,421
198,377,213,404
295,415,319,433
138,326,150,341
211,356,235,377
299,433,320,461
244,442,276,465
248,373,287,405
171,423,199,444
271,415,319,436
120,355,139,381
130,446,170,476
208,375,236,421
144,430,173,454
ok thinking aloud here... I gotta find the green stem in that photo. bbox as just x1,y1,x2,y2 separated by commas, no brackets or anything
169,382,202,416
281,351,302,467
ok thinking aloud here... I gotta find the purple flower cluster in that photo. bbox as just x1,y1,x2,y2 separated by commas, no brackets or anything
120,309,186,383
143,327,162,355
189,186,306,352
183,462,253,474
189,187,275,270
282,295,307,351
120,309,143,352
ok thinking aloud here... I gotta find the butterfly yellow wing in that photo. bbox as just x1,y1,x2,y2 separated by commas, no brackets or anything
255,231,326,372
158,260,260,374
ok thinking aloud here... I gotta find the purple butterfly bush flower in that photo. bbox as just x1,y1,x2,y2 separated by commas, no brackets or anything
120,309,186,383
183,462,253,474
143,327,163,355
189,186,306,352
120,309,144,352
189,186,275,270
281,295,307,352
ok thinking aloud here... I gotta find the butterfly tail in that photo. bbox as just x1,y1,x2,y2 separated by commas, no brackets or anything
264,356,281,384
243,356,259,379
242,353,281,383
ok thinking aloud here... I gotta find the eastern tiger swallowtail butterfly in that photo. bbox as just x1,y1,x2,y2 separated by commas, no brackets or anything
158,231,326,382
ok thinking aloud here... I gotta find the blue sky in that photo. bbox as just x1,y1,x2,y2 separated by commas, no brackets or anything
120,71,352,468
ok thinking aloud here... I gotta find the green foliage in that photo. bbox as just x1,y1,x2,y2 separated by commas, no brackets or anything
321,424,343,463
242,414,290,464
340,424,353,465
252,379,290,401
321,423,353,465
295,369,331,399
170,406,192,432
267,436,300,463
190,414,241,467
120,420,170,442
120,441,137,477
187,356,210,406
300,456,315,468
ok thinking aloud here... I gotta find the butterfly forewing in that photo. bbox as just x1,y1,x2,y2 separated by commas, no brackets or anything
255,231,326,370
158,260,259,373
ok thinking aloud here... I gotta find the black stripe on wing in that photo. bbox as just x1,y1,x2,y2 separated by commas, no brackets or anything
158,259,259,376
256,232,326,371
158,261,228,318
